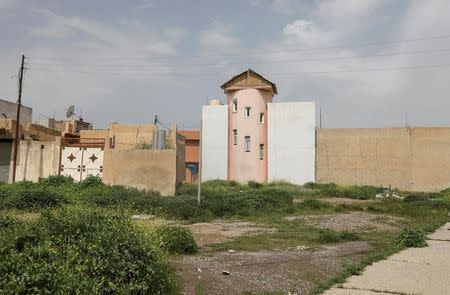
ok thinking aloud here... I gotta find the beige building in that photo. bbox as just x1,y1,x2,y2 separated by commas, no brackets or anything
8,117,184,195
79,123,185,195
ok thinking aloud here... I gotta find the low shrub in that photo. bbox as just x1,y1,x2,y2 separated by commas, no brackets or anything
42,175,74,187
77,175,104,188
247,180,262,189
0,188,66,210
150,224,198,254
0,208,178,294
392,228,427,248
202,188,293,217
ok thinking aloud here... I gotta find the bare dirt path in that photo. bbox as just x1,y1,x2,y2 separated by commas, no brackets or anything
175,241,372,295
185,220,276,247
285,212,407,232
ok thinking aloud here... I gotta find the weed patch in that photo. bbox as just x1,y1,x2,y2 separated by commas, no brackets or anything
0,208,178,294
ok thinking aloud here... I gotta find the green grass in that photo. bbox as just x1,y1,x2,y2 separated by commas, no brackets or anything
0,176,449,294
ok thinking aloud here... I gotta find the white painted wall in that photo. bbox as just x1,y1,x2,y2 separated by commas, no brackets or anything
201,105,228,181
268,102,315,185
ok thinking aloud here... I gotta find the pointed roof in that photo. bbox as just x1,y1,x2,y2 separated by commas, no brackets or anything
220,69,277,94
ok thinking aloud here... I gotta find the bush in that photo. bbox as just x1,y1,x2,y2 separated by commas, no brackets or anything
392,228,427,248
150,224,198,254
78,175,103,188
0,208,178,294
0,188,66,210
42,175,74,186
247,181,262,189
202,188,293,217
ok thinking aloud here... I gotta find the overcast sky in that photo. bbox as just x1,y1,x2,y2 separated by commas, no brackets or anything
1,0,450,129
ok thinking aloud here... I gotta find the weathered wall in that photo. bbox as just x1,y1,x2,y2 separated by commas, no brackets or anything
108,124,156,150
103,149,178,196
409,128,450,191
268,102,316,185
179,130,199,163
201,105,228,181
80,129,108,139
316,128,450,191
14,139,61,182
25,124,62,141
0,141,12,182
175,133,186,186
179,130,199,184
0,99,32,125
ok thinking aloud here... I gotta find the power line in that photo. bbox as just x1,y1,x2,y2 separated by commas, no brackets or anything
27,33,450,61
27,47,450,70
28,63,450,79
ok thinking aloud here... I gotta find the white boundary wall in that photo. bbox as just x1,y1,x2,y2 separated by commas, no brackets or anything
201,105,228,181
268,102,315,185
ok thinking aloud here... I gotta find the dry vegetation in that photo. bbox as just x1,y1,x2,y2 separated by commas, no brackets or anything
1,177,449,294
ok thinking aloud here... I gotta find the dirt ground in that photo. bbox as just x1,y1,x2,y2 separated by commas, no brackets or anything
185,221,276,246
285,212,406,232
175,241,372,295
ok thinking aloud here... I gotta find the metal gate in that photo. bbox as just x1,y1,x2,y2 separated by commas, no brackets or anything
60,138,104,181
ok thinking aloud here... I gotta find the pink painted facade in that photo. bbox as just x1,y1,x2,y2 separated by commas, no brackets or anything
227,88,273,182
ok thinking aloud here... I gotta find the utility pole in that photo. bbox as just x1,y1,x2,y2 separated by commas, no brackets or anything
12,54,25,183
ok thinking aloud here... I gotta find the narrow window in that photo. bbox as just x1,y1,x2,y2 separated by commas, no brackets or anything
245,107,251,118
245,136,251,152
259,113,265,123
233,99,238,112
233,129,237,145
259,144,264,160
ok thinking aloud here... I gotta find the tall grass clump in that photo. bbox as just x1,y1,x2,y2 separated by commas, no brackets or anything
392,227,427,248
149,224,198,254
0,208,178,294
304,182,383,199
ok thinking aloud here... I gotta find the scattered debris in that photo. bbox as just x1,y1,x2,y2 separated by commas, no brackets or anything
228,249,236,254
296,246,309,251
222,270,230,275
197,268,202,273
375,188,403,200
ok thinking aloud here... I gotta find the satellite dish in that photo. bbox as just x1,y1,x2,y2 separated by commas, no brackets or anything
66,105,75,118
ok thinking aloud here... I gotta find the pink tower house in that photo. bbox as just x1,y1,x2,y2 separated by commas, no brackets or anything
220,69,277,183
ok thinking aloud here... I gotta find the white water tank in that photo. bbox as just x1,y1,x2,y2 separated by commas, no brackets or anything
209,99,222,106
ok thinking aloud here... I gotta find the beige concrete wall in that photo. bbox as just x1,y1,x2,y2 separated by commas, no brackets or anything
108,123,155,150
103,149,178,196
317,128,450,192
14,139,61,182
25,124,62,141
80,129,108,139
409,128,450,191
